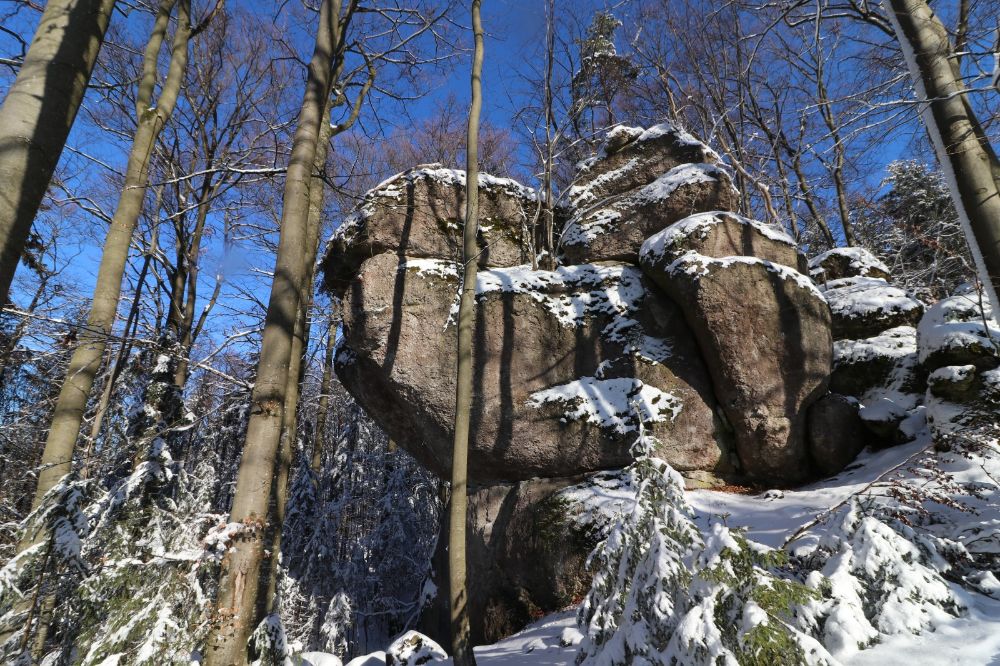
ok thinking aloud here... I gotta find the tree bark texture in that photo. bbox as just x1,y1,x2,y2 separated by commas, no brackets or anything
26,0,193,519
0,0,117,306
203,0,340,661
449,1,483,664
885,0,1000,319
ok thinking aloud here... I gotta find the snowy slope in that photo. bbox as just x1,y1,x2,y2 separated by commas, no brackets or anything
328,426,1000,666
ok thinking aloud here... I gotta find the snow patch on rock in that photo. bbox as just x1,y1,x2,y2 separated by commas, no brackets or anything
527,376,682,435
821,277,922,320
639,210,795,263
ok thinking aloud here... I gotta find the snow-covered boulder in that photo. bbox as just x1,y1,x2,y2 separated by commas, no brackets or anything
831,326,919,396
822,276,924,340
917,287,1000,372
560,162,740,264
336,252,734,482
385,632,447,665
322,166,537,294
927,364,979,401
639,210,806,273
569,122,721,209
806,393,869,476
297,653,345,666
643,252,832,483
809,246,890,283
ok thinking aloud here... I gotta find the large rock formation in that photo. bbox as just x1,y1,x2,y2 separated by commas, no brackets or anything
336,252,734,481
641,250,832,484
321,122,855,646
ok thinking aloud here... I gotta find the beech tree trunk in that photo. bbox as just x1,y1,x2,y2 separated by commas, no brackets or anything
264,115,332,613
25,0,193,520
0,0,116,306
449,1,483,663
311,313,337,472
203,0,340,661
885,0,1000,317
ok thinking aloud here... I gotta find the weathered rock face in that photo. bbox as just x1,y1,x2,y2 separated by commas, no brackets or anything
421,476,600,648
808,251,930,448
322,166,537,294
323,122,864,645
807,394,868,476
338,252,735,482
561,163,740,265
809,246,891,283
831,326,919,396
640,252,832,484
822,276,924,340
568,124,721,209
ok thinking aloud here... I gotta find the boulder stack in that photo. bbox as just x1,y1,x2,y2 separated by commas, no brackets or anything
810,247,926,445
321,123,851,646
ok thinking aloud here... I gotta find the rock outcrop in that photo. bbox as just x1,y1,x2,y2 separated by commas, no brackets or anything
337,252,734,481
810,247,928,446
321,122,864,646
322,166,537,294
421,475,604,646
641,247,832,484
809,246,891,282
822,276,923,340
806,394,868,476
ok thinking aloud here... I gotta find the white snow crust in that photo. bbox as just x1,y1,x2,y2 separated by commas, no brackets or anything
639,211,796,265
526,376,682,435
821,276,922,320
808,247,889,281
666,252,824,299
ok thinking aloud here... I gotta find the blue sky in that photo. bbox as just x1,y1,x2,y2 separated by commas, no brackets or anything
0,0,949,363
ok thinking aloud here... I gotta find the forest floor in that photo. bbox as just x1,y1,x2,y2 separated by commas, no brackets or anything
338,427,1000,666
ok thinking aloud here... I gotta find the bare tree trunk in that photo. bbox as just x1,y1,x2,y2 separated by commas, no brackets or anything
203,0,340,661
311,313,337,472
24,0,193,523
83,212,159,472
264,115,333,613
81,245,152,474
0,0,116,306
812,35,857,247
449,2,483,663
885,0,1000,320
539,0,556,271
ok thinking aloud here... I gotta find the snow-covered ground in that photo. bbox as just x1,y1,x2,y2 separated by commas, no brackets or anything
321,426,1000,666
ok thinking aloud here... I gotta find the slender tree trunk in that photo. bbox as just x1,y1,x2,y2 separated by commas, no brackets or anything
814,67,857,246
264,115,333,612
203,1,340,661
81,248,151,475
311,313,337,472
885,0,1000,319
25,0,192,522
539,0,556,271
786,142,836,247
449,2,483,663
0,0,117,306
